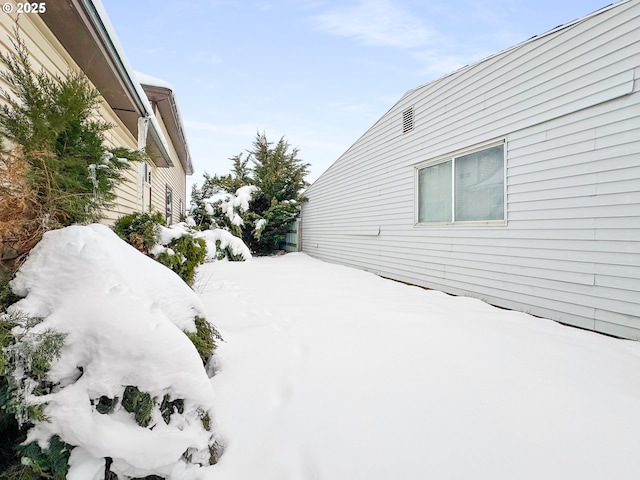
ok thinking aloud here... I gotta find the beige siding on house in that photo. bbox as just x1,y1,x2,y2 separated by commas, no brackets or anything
301,0,640,339
151,109,187,224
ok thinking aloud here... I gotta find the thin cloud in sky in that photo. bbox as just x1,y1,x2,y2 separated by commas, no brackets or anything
311,0,433,48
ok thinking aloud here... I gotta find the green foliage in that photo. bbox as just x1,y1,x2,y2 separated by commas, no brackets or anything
184,316,223,365
0,268,20,315
155,235,207,286
108,387,191,430
113,211,207,286
122,386,155,428
214,240,245,262
0,383,22,473
0,317,14,377
16,436,72,480
209,445,219,465
0,313,22,473
94,395,119,415
251,133,308,202
0,311,65,476
0,435,72,480
0,33,141,236
29,331,65,381
113,211,166,255
1,312,65,427
160,394,184,425
191,132,309,254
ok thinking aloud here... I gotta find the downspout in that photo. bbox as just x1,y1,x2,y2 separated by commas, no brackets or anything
137,116,150,150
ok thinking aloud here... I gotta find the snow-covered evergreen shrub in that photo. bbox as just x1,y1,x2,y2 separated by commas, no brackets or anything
0,34,144,265
185,316,223,364
112,211,165,255
196,228,252,262
0,434,72,480
155,235,207,287
0,225,222,478
0,312,70,479
114,213,214,285
114,212,251,274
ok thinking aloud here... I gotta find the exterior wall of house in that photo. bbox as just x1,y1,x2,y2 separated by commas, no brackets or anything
300,0,640,339
152,110,187,224
0,12,188,226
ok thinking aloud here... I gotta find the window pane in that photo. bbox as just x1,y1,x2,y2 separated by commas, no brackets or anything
454,145,504,222
418,161,452,222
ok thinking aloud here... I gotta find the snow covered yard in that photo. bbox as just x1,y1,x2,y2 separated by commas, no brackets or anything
197,253,640,480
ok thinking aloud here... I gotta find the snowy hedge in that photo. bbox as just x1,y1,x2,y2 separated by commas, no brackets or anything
114,213,252,285
1,224,222,478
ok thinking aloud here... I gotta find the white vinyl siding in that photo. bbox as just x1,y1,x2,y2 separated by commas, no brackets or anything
301,0,640,339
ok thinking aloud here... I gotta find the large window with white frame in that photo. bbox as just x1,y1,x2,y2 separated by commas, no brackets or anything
417,143,505,224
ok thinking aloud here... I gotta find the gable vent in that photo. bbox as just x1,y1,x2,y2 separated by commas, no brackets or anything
402,106,414,134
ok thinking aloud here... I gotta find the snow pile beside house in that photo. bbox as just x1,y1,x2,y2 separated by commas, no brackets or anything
7,224,219,478
199,253,640,480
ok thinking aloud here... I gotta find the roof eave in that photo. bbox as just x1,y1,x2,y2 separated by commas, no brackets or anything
140,83,194,175
40,0,174,168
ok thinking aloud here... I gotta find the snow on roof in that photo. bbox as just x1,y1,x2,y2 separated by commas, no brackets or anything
135,71,175,91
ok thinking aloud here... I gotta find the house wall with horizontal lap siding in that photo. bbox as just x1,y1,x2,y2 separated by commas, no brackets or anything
301,0,640,338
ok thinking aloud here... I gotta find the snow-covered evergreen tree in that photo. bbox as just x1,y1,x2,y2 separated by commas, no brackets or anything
191,132,309,254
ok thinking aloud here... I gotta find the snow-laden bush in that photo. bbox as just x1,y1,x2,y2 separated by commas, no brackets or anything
155,235,208,287
0,224,221,479
195,228,252,262
154,221,251,266
114,214,251,285
112,211,165,255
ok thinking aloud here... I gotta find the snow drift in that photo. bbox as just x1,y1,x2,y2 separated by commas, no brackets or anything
198,253,640,480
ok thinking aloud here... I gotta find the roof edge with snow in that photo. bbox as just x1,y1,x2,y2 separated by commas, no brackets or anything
40,0,176,169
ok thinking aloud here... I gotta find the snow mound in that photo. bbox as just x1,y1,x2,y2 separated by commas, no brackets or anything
8,224,218,478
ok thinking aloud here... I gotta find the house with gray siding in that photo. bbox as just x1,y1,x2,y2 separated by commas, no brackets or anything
300,0,640,339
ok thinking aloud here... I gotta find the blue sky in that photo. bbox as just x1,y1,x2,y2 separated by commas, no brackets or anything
102,0,611,188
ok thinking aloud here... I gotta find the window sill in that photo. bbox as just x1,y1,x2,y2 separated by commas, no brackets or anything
414,220,507,228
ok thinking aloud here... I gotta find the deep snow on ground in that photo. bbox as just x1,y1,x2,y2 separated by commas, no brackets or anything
197,253,640,480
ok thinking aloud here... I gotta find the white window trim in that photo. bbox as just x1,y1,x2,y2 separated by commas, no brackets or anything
414,139,507,227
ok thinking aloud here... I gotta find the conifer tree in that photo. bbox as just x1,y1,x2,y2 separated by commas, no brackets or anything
192,132,310,254
0,33,145,264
